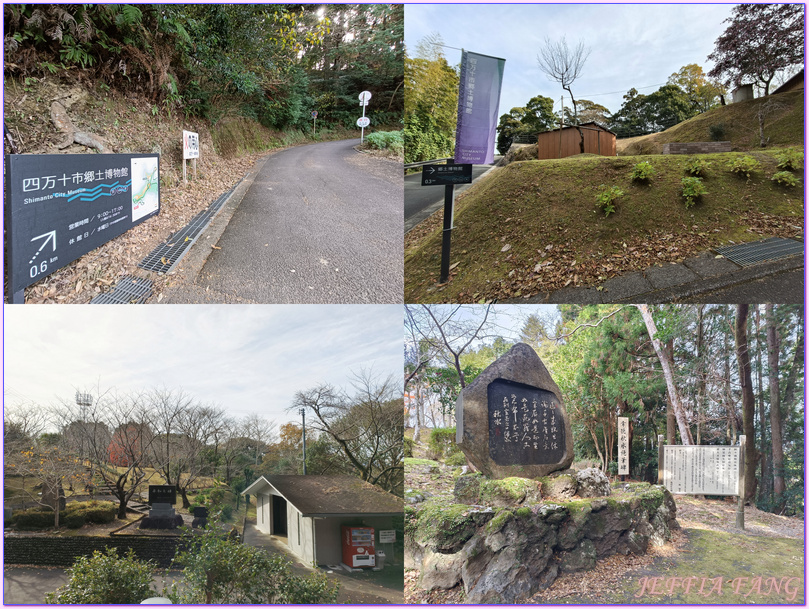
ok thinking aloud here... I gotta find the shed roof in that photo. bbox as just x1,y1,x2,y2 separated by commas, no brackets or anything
539,121,616,136
242,475,403,517
772,69,804,95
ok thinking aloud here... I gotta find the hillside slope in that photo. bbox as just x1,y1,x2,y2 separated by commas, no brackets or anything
618,89,804,155
405,149,803,303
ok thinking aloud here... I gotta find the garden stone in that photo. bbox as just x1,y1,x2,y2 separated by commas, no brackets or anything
419,548,465,590
576,468,611,497
559,538,596,572
455,343,574,479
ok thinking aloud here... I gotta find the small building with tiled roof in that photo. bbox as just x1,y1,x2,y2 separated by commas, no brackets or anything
242,475,403,566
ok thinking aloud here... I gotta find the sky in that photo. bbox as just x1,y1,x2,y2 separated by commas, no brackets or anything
405,3,736,120
4,305,403,428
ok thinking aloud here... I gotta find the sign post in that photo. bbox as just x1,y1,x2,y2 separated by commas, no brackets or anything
312,110,318,136
420,163,473,283
182,130,199,184
5,153,160,303
358,90,372,143
618,417,629,478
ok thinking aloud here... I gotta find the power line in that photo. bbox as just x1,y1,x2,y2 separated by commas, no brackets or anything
579,82,669,99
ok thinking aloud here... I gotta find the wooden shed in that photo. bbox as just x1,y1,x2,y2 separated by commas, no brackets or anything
536,121,616,160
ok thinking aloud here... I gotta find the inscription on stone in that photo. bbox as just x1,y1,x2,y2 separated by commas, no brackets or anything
148,484,177,505
487,378,565,465
662,446,740,495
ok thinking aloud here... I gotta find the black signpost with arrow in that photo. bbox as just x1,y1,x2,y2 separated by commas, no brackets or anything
420,162,473,283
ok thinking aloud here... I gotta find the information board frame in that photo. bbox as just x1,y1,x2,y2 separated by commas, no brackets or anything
5,153,160,301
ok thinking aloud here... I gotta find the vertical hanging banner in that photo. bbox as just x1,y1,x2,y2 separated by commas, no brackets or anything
455,50,506,165
618,417,629,475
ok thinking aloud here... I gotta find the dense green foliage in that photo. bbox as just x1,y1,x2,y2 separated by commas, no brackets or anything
630,161,656,182
404,35,459,163
684,156,711,176
680,176,708,208
364,130,404,155
775,147,803,171
496,95,556,154
168,520,339,604
4,4,403,132
727,155,761,179
595,184,624,217
770,171,800,187
45,548,156,604
12,500,116,529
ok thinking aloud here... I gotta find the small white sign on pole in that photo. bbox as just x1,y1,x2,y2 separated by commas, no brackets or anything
358,90,372,143
182,130,199,184
618,417,629,476
378,530,395,543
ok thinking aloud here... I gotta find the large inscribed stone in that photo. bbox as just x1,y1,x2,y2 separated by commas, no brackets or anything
456,343,574,478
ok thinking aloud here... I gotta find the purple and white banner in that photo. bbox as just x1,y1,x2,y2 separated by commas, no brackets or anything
454,50,506,165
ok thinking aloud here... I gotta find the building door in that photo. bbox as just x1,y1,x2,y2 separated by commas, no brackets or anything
271,494,287,536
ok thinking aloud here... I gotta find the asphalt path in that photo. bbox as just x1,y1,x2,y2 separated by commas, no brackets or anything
175,139,402,303
676,268,804,303
405,160,499,232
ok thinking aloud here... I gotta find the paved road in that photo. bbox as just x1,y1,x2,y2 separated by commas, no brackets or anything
676,268,804,303
405,160,499,232
170,139,402,303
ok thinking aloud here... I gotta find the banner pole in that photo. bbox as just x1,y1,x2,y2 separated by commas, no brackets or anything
439,180,456,284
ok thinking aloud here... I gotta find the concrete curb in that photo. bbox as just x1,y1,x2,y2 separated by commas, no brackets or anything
514,250,804,304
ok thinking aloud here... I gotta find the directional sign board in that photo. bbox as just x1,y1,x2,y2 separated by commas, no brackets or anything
357,116,370,128
5,153,160,299
312,111,318,119
182,130,199,160
421,163,473,186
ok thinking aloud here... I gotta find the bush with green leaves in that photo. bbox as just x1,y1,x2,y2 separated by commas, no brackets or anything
630,161,656,182
428,427,458,459
685,156,711,176
727,155,760,179
44,548,156,604
775,147,803,171
364,130,404,155
67,500,116,524
13,508,55,529
681,177,708,208
445,452,466,466
708,123,726,141
771,171,800,187
595,184,624,217
168,520,338,604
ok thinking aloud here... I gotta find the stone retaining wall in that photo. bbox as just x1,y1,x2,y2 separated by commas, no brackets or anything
3,534,187,567
663,141,732,154
406,481,678,603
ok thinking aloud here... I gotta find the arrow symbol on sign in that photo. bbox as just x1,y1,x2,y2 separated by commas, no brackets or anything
29,230,56,264
427,167,435,175
31,230,56,252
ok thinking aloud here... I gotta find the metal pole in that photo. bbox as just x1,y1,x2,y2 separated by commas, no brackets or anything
657,434,665,486
736,435,745,529
439,182,456,283
300,408,307,475
361,101,367,144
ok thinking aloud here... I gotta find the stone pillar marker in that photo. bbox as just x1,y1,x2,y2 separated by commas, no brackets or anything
456,342,574,479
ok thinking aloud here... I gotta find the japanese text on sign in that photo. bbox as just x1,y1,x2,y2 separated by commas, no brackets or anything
618,417,629,475
487,379,565,465
662,445,740,495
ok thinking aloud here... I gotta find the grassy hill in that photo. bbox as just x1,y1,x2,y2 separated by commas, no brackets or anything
619,89,804,155
405,148,803,303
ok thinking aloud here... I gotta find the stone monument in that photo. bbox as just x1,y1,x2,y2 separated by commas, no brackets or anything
140,485,182,530
456,343,574,478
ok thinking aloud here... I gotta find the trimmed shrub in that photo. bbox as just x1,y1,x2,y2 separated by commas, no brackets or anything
445,452,466,466
64,512,86,529
595,184,624,217
708,123,726,141
364,130,404,155
404,436,414,458
13,508,55,529
66,500,116,524
45,548,156,604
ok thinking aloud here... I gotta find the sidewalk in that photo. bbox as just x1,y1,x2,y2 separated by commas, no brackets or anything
513,241,804,304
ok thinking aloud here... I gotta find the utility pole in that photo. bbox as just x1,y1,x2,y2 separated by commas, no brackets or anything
299,407,307,475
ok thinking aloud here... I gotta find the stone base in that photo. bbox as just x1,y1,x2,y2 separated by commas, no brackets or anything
139,515,184,530
408,481,678,603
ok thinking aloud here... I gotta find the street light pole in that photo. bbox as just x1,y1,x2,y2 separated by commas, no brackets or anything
299,407,307,475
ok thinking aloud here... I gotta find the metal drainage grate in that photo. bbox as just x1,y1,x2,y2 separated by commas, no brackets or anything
138,184,237,274
90,275,153,304
715,237,804,267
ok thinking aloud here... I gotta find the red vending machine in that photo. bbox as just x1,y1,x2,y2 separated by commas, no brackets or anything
341,526,376,568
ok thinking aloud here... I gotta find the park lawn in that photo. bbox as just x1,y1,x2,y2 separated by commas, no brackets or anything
599,529,804,604
404,148,803,303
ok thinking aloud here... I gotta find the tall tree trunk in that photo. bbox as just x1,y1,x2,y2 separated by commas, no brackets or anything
695,305,705,445
723,326,738,444
754,306,771,505
734,305,758,503
765,304,786,511
636,305,693,444
781,310,804,416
